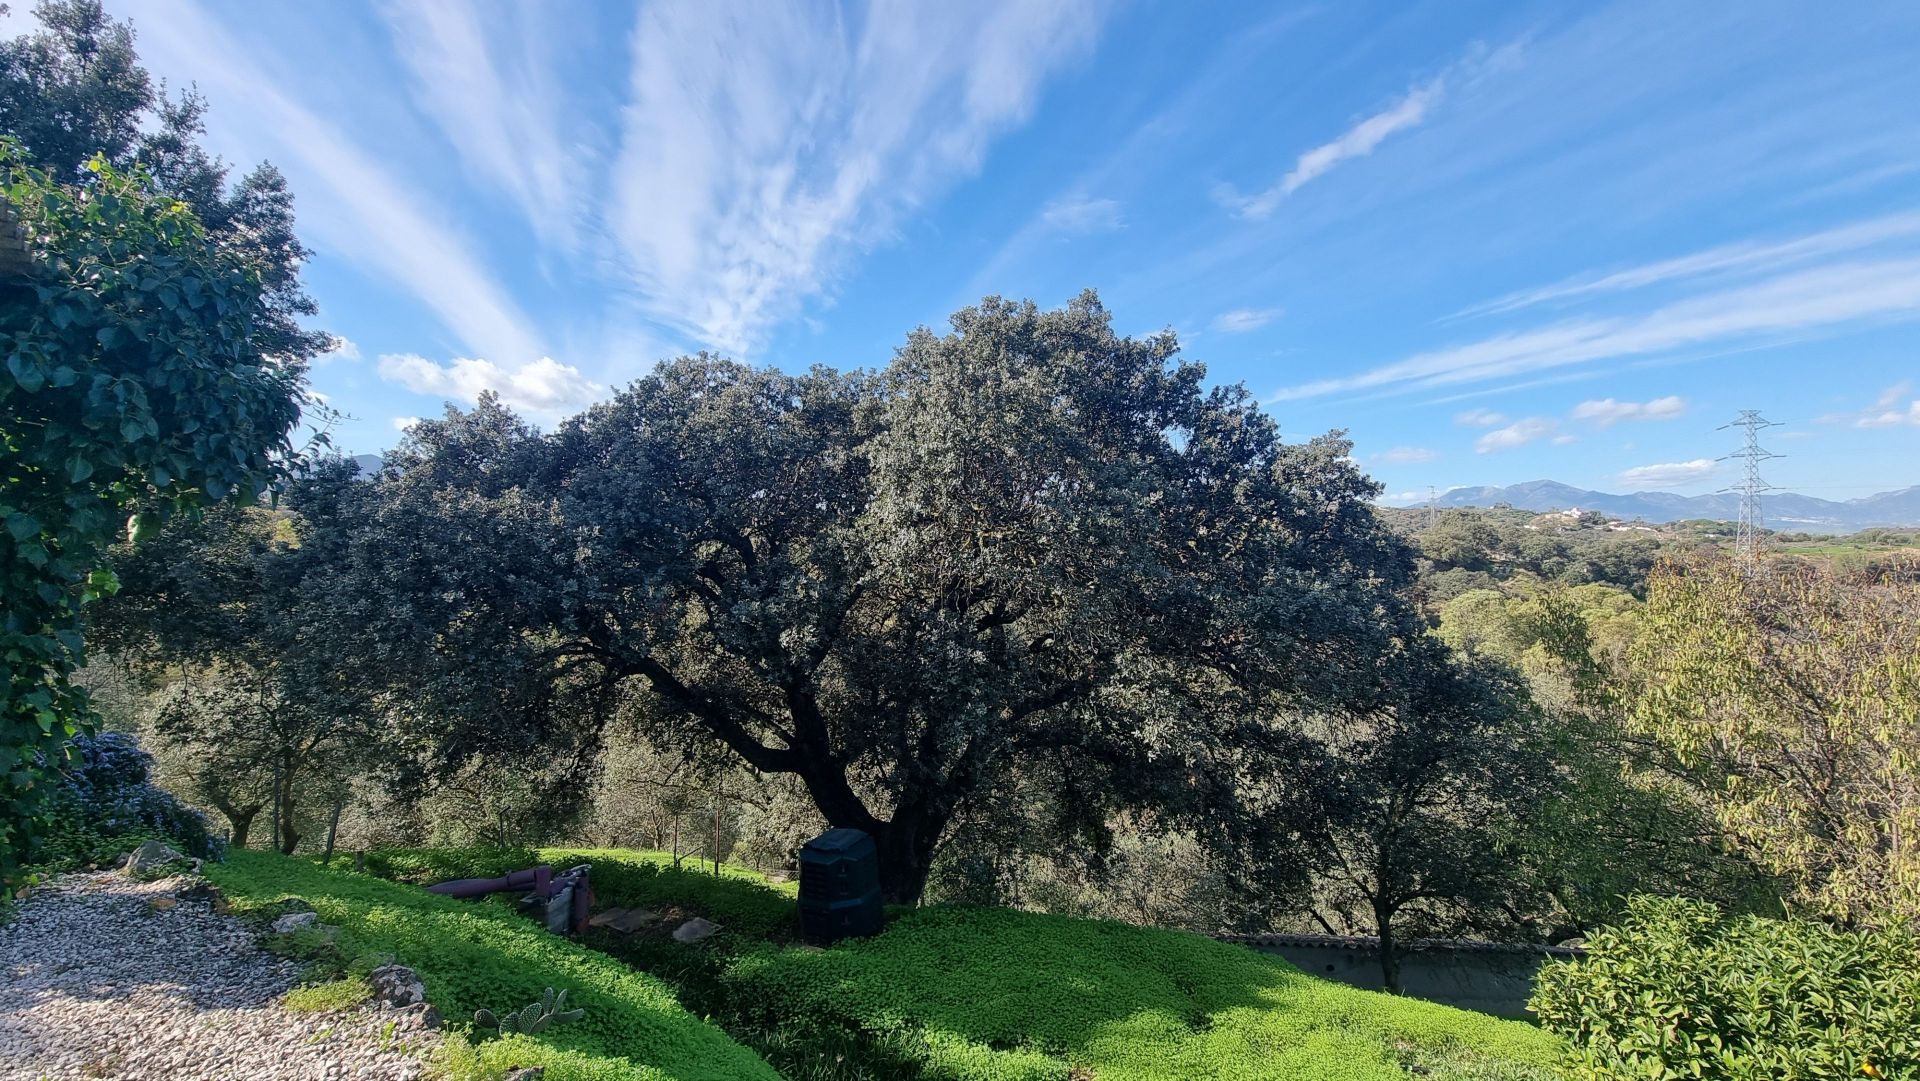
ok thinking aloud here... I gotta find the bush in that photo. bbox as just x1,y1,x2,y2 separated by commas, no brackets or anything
723,905,1561,1081
30,731,223,871
1532,896,1920,1079
207,851,778,1081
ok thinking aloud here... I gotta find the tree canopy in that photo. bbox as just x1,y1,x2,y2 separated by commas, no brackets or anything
336,294,1435,902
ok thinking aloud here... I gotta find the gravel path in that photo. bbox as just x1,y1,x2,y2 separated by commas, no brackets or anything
0,871,440,1081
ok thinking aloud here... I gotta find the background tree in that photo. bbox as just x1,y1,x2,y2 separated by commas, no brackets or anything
89,461,379,854
1436,584,1779,934
1626,559,1920,921
1307,645,1553,992
336,295,1430,904
0,0,329,361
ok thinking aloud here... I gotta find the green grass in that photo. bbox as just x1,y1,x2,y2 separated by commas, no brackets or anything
722,905,1564,1081
288,846,1561,1080
284,976,372,1013
207,850,780,1081
326,846,802,940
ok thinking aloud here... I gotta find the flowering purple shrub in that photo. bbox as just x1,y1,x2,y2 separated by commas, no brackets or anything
35,732,225,868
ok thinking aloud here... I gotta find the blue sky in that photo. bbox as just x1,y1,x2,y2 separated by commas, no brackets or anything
24,0,1920,501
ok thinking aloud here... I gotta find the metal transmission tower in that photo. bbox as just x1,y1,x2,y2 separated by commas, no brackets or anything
1716,410,1784,567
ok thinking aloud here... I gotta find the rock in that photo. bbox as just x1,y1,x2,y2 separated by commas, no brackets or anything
368,965,425,1008
672,917,720,944
123,840,189,878
592,908,658,934
148,897,177,912
271,911,318,934
503,1069,544,1081
393,1001,442,1030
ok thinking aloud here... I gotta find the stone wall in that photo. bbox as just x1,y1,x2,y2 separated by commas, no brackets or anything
1219,933,1582,1020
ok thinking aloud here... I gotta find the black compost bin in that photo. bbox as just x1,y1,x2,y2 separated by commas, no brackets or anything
797,827,884,944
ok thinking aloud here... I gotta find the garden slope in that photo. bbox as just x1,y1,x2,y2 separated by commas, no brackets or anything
726,905,1564,1081
339,847,1562,1080
206,851,779,1081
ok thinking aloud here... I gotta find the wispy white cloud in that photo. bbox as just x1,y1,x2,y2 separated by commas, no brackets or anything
609,1,1108,353
378,353,603,420
1371,446,1439,464
1457,211,1920,318
1571,395,1687,427
1218,81,1441,219
132,0,546,366
391,416,422,431
1273,258,1920,401
1619,459,1717,488
1475,417,1556,453
1040,195,1123,233
1374,489,1430,507
1822,382,1920,428
379,0,589,251
1211,307,1281,333
1453,407,1507,427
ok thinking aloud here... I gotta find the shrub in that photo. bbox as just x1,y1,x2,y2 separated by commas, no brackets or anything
206,850,777,1081
30,731,223,871
1532,896,1920,1079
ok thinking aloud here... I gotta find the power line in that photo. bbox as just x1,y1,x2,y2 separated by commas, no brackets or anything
1716,410,1784,569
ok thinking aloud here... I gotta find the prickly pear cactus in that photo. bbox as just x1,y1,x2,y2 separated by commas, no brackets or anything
474,987,584,1036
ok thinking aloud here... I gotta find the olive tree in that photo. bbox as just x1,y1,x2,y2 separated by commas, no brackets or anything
345,295,1426,903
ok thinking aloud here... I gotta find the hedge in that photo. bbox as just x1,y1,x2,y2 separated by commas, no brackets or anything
1532,896,1920,1080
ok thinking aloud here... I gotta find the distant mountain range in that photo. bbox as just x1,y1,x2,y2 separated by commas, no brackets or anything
1434,480,1920,533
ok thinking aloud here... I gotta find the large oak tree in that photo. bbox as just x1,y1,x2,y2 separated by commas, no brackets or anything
349,295,1429,902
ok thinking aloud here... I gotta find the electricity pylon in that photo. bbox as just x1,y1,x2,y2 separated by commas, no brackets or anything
1716,410,1783,569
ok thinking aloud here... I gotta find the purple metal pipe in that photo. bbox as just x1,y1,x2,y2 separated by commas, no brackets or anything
427,864,553,899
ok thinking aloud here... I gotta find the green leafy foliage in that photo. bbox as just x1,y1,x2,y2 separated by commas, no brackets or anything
723,905,1563,1081
334,846,801,939
343,294,1433,905
1533,896,1920,1080
1627,561,1920,921
205,851,779,1081
1,147,303,877
283,977,372,1014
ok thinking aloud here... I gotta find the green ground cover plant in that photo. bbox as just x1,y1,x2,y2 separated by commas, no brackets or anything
720,904,1563,1081
207,850,779,1081
334,846,802,939
333,847,1558,1080
1533,896,1920,1080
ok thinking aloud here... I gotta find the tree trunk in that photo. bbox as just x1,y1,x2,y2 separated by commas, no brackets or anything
1374,896,1402,995
870,806,947,906
321,795,346,862
226,806,259,850
276,754,301,855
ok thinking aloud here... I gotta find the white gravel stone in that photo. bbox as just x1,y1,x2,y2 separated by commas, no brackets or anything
0,871,440,1080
